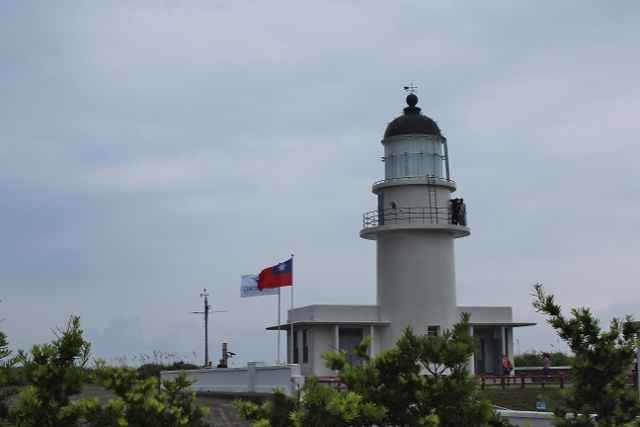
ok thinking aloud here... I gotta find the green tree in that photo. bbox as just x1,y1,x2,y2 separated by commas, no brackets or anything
0,330,19,421
2,316,211,427
8,315,90,427
533,283,640,427
85,361,210,427
234,376,386,427
234,387,299,427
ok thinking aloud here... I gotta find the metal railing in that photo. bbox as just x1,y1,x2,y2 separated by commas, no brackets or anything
372,175,455,188
362,206,467,228
478,373,639,390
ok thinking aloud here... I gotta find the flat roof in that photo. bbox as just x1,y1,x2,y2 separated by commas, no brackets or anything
266,320,533,330
469,322,536,328
266,320,391,330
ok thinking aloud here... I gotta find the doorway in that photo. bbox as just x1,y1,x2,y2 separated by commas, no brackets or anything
339,328,364,366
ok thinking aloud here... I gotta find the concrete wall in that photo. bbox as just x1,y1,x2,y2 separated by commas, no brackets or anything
307,325,336,377
161,363,304,396
290,305,380,323
377,229,458,349
499,410,553,427
377,181,452,210
458,306,513,323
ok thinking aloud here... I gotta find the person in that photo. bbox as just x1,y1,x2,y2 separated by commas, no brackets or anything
501,354,512,383
451,198,459,224
459,198,467,226
216,358,227,368
542,352,551,376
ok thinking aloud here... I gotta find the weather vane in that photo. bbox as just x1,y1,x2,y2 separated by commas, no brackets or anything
404,83,417,94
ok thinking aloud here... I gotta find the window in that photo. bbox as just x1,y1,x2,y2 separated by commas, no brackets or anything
293,330,299,364
339,328,364,366
383,135,446,179
303,329,309,363
377,193,385,226
427,325,440,336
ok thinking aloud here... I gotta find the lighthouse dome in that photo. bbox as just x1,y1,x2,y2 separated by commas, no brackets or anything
383,94,441,138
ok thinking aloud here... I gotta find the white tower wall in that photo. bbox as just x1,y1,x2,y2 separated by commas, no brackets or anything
376,229,458,349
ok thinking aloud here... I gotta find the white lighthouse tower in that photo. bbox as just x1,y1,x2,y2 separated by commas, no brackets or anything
360,92,470,349
271,91,532,378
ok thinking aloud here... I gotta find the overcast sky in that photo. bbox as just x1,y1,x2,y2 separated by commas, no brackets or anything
2,1,639,366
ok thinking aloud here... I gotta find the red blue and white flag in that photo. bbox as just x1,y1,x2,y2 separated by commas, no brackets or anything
258,258,293,291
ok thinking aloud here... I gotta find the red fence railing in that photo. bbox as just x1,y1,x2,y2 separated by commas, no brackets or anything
477,373,638,390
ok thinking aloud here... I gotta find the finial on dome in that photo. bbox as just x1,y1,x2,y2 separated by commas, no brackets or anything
403,83,420,114
406,93,418,107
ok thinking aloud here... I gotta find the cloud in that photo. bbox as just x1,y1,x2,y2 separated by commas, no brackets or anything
1,1,640,364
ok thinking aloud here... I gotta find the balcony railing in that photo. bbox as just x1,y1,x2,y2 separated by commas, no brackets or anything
372,175,455,188
362,206,467,229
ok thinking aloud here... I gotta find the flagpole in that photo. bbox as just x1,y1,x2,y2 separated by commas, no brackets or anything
290,254,294,365
277,288,281,363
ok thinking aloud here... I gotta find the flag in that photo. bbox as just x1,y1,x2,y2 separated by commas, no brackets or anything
258,258,292,291
241,275,279,298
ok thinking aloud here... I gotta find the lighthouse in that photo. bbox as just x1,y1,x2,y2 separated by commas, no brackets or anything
360,92,470,349
271,91,532,378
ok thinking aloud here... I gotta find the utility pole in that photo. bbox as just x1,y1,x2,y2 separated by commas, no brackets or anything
190,289,226,367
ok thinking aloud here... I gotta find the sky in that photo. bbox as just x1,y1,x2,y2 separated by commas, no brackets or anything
1,1,640,367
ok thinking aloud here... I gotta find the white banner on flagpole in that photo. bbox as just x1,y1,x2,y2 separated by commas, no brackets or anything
241,275,280,298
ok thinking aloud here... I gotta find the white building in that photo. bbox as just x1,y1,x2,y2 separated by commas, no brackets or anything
268,93,534,377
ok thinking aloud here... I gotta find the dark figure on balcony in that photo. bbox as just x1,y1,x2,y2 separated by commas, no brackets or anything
458,198,467,226
451,198,459,224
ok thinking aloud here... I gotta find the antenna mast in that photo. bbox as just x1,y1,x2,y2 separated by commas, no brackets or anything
190,288,226,367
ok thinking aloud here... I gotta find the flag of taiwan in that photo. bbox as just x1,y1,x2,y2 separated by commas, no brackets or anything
257,258,293,291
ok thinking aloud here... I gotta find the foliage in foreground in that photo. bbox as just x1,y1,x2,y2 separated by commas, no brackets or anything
0,315,210,427
235,313,515,427
235,376,387,427
533,283,640,427
83,361,210,427
9,316,90,426
0,330,18,421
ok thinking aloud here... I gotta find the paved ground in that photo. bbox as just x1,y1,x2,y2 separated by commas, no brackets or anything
195,394,255,426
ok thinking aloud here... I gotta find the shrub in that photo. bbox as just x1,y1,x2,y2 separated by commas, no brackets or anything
137,361,201,380
88,361,210,427
1,316,211,427
0,331,18,421
533,283,640,427
514,350,574,367
8,316,90,427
